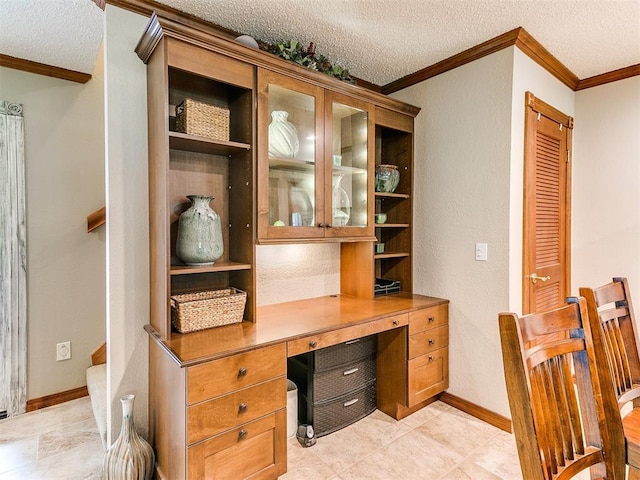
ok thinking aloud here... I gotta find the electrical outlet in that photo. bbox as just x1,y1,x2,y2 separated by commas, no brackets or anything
56,341,71,361
475,243,488,261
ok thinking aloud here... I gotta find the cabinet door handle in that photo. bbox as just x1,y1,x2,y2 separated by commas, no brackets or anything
343,368,359,376
237,367,247,378
345,339,360,345
309,341,317,348
238,429,248,440
238,403,248,413
318,223,324,228
428,338,435,345
343,398,359,407
326,223,332,228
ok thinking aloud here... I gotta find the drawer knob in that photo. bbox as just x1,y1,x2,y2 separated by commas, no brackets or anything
428,316,435,323
393,319,399,326
309,341,317,348
238,403,248,413
428,355,434,362
238,429,248,440
238,367,247,378
428,338,435,345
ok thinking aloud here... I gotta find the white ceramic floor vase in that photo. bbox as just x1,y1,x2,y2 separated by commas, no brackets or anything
175,195,224,266
268,110,299,158
103,394,155,480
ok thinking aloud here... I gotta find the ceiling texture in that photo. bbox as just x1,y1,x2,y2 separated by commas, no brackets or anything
1,0,639,87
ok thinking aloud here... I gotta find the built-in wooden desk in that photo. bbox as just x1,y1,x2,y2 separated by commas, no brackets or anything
145,293,449,479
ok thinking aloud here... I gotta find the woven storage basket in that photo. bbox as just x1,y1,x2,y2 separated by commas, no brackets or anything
171,287,246,333
175,98,230,141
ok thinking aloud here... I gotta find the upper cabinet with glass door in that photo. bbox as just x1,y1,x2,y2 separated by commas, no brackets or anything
257,69,374,242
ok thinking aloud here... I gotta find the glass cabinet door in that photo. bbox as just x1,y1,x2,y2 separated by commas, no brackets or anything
258,70,324,240
325,92,373,237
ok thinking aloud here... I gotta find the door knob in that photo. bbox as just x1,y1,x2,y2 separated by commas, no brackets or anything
530,273,551,284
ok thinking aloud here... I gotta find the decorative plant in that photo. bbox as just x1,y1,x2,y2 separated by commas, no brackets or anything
258,39,354,84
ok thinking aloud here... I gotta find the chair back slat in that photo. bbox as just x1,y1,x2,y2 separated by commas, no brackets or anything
499,298,625,480
581,278,640,403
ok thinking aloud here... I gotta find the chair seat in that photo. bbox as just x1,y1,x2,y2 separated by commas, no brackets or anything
623,408,640,469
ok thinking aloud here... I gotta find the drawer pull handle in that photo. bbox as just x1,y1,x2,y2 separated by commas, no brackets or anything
238,403,248,413
428,338,435,345
238,367,247,378
309,341,317,348
343,398,359,407
393,319,399,326
428,355,434,362
428,316,435,323
343,368,359,376
238,429,248,440
345,339,360,345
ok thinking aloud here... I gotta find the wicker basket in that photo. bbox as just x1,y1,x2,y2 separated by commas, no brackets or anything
170,288,246,333
175,98,230,141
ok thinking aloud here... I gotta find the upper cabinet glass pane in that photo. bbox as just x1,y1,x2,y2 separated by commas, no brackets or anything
267,84,316,227
331,102,368,228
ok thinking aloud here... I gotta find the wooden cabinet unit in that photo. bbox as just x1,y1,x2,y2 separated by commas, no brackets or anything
136,12,446,480
257,69,375,243
378,302,449,419
138,26,256,339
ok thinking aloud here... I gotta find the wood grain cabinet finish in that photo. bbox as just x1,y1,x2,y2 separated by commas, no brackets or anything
187,344,286,404
407,305,449,407
187,409,286,479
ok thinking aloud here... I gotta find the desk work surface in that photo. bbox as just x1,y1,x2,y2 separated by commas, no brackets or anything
146,293,448,367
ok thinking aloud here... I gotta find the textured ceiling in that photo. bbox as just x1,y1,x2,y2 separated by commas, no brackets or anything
0,0,103,74
1,0,639,86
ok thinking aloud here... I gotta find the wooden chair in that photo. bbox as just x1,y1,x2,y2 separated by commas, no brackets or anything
499,297,625,480
581,277,640,479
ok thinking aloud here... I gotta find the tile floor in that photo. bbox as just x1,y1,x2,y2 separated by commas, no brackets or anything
0,396,589,479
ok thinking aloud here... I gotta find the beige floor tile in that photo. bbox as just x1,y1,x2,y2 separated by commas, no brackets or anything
281,437,338,480
399,400,451,429
1,396,529,480
0,436,38,474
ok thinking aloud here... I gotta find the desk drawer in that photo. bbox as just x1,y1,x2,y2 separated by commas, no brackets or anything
409,325,448,359
187,409,286,480
408,304,448,335
187,377,286,445
408,347,449,407
288,313,407,357
187,344,286,404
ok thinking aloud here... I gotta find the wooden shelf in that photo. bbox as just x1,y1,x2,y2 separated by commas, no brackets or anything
375,192,410,199
374,252,410,259
375,223,410,228
170,260,252,275
168,131,251,155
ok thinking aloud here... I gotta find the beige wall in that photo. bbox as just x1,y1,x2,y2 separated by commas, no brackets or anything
0,56,105,399
392,48,515,417
104,5,151,442
572,76,640,302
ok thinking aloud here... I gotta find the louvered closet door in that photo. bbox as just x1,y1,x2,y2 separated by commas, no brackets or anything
522,92,573,314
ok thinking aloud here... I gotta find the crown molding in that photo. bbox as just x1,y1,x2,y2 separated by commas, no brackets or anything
0,53,91,84
576,64,640,91
383,27,580,94
382,28,522,94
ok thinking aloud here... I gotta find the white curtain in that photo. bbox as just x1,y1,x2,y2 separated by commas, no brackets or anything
0,100,27,417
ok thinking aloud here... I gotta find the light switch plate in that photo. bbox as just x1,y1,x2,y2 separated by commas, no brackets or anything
475,243,488,261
